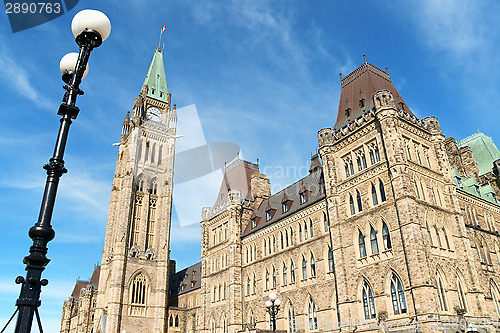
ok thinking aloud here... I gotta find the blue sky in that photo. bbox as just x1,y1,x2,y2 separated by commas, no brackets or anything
1,0,500,331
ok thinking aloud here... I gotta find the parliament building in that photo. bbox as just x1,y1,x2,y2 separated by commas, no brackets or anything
60,47,500,333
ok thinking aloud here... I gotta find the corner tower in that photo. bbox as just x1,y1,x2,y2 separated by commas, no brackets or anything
93,47,177,333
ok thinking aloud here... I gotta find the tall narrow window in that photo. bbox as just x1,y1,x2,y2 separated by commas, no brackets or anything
265,270,270,290
290,227,294,245
131,195,142,247
456,276,467,311
379,180,386,202
372,184,378,206
359,231,367,258
273,267,277,288
370,226,379,254
308,299,318,330
299,224,303,242
311,253,316,277
145,198,156,250
436,274,448,311
175,315,179,327
158,144,162,165
288,304,296,333
302,256,307,279
415,182,420,198
264,240,267,256
246,276,251,295
281,232,284,249
272,236,276,253
443,228,451,249
362,281,376,319
130,273,148,316
328,246,334,271
145,143,149,162
285,230,289,247
310,219,314,238
390,274,407,315
323,212,329,232
223,317,228,333
434,226,442,248
382,222,391,250
350,194,355,215
426,222,433,246
357,190,363,212
283,263,287,285
290,260,296,283
151,143,156,164
304,222,308,240
492,283,500,316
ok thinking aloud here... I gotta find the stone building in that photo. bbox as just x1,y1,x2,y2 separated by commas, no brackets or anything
61,50,500,333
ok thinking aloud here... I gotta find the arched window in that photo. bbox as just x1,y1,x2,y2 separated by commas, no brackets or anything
175,315,179,327
328,246,334,272
272,235,276,253
158,144,162,165
285,230,289,247
281,232,284,249
299,224,303,242
456,275,467,312
211,320,216,333
443,228,451,249
370,226,379,254
308,298,318,330
290,260,296,283
304,222,308,240
390,274,407,315
273,267,277,288
249,310,255,328
283,263,288,285
253,274,256,294
434,226,442,248
492,282,500,316
145,143,149,161
359,230,367,258
357,190,363,212
302,256,307,279
372,184,378,206
288,303,296,333
264,240,267,256
415,182,420,198
130,273,148,316
323,212,329,232
426,222,433,246
349,194,355,215
169,315,174,326
311,253,316,277
246,276,251,295
151,143,156,163
382,222,391,250
379,180,386,202
290,227,294,245
436,274,448,311
223,316,228,333
265,269,270,290
362,280,376,319
137,139,142,161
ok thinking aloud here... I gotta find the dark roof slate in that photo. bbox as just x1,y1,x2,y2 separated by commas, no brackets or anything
168,262,202,298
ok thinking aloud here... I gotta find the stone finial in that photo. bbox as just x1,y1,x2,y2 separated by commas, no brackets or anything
423,116,442,135
228,189,242,205
373,89,395,111
201,207,211,221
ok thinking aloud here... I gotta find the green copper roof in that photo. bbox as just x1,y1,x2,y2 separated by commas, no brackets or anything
143,48,168,103
457,131,500,177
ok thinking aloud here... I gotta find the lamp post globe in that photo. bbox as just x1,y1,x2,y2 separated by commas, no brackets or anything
269,292,277,301
9,8,110,333
265,293,281,333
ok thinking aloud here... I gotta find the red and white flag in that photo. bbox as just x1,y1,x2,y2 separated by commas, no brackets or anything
161,24,166,33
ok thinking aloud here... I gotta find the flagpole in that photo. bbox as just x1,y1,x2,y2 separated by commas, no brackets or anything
158,24,166,50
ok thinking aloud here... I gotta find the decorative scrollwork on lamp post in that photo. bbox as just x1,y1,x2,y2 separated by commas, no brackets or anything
265,292,281,333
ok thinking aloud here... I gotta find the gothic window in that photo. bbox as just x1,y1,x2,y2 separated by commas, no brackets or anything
311,253,316,277
382,222,392,250
372,184,378,206
308,298,318,330
285,230,289,247
158,144,162,165
265,269,270,290
137,140,142,161
131,195,142,247
175,315,179,327
302,255,307,279
370,226,379,254
304,222,308,240
269,238,272,254
223,282,226,299
328,246,334,271
456,275,467,312
169,315,174,326
434,226,442,248
264,240,267,256
323,212,329,232
151,143,156,164
309,219,314,238
273,267,277,288
362,280,376,319
253,274,256,294
369,142,381,164
145,143,149,161
380,180,386,202
272,235,276,253
426,222,433,246
299,224,303,242
390,274,407,315
145,198,156,249
210,320,216,333
130,273,148,316
223,317,228,333
416,145,422,164
436,274,448,311
359,230,367,258
344,157,354,177
359,98,365,108
288,303,296,333
492,283,500,316
443,228,451,249
415,182,420,198
280,232,284,249
283,263,288,285
349,194,355,215
357,190,363,212
290,260,296,283
290,227,294,245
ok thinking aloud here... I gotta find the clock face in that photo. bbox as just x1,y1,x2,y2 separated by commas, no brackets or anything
146,106,162,122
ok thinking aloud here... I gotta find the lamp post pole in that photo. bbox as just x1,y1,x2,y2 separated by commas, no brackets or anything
265,293,281,333
12,10,110,333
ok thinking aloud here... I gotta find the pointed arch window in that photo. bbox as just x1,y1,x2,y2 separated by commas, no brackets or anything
290,227,294,245
281,232,284,249
309,219,314,238
175,315,179,327
285,230,289,247
359,230,367,258
436,274,448,311
169,315,174,327
302,256,307,279
283,263,288,285
372,184,378,206
130,273,148,316
349,194,355,215
253,274,256,294
323,212,329,232
264,240,267,256
223,316,228,333
151,143,156,163
299,224,303,242
290,260,296,283
370,226,379,254
379,180,386,202
426,222,433,246
308,298,318,330
145,143,149,162
390,274,407,315
288,303,296,333
382,222,391,250
415,182,420,198
492,283,500,316
273,267,277,288
456,276,467,312
272,235,276,253
356,190,363,212
158,144,162,165
311,253,316,277
265,269,270,290
246,276,251,295
434,226,442,248
443,228,451,249
362,280,376,319
304,222,308,240
328,246,334,272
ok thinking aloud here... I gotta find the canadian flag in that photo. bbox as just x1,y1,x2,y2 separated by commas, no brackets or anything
161,24,166,33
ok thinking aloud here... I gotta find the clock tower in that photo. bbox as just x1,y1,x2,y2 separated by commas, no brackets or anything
93,47,177,333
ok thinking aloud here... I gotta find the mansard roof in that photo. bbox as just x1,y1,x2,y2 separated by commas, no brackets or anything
213,159,260,207
242,164,325,237
335,61,414,130
168,262,202,298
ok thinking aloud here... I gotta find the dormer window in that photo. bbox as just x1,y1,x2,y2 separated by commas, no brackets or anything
191,281,195,287
282,201,289,213
300,191,307,204
251,218,257,228
345,108,351,117
266,210,272,221
359,99,365,108
152,88,155,94
474,185,481,197
455,176,462,185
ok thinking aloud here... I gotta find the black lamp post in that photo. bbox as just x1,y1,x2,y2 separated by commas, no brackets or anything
10,9,111,333
265,292,281,332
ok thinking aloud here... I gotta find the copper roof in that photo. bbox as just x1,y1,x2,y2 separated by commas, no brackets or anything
213,159,260,207
168,262,202,297
334,62,414,130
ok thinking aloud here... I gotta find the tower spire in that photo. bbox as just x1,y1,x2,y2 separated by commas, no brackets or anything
142,47,168,103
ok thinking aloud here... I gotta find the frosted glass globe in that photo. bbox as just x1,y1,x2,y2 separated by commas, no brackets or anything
71,9,111,41
59,52,89,78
